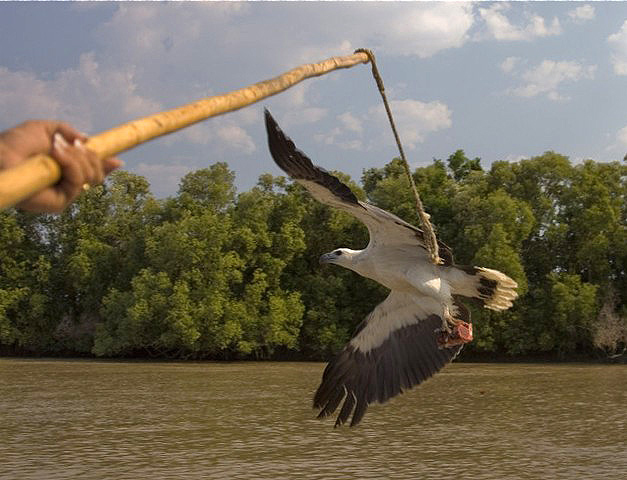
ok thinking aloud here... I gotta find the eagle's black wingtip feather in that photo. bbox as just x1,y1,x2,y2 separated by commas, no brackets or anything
264,109,308,177
264,109,361,206
264,108,276,132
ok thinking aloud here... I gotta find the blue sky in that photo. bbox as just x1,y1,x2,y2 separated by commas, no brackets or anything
1,2,626,197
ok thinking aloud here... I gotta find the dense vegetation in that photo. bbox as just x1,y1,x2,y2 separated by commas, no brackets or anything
1,151,625,361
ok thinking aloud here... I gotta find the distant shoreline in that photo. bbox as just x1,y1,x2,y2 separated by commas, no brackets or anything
1,350,624,365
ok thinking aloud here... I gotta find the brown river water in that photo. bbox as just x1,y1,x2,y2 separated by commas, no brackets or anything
0,359,625,479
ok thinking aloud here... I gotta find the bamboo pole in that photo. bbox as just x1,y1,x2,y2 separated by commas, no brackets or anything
0,51,370,209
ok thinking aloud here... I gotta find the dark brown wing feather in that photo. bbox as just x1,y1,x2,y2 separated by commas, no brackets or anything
314,314,462,427
265,109,359,205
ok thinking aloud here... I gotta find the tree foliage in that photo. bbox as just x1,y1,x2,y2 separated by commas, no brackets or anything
0,152,624,360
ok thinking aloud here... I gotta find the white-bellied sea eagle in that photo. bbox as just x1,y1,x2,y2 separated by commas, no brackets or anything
264,109,518,427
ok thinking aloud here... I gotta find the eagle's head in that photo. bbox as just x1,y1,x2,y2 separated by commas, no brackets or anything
319,248,360,267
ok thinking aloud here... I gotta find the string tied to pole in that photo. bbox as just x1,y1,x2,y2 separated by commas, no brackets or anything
354,48,441,265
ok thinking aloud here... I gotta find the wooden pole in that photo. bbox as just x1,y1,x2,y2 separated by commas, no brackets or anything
0,51,370,209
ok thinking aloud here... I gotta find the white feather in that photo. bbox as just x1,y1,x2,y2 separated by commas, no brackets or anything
350,292,442,352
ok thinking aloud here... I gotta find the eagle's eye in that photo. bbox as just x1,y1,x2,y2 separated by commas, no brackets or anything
334,250,343,256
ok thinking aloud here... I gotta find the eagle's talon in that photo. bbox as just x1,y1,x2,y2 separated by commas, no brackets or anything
436,321,473,348
441,306,457,333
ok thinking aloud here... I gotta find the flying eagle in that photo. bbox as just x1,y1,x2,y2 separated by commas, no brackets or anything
264,109,518,427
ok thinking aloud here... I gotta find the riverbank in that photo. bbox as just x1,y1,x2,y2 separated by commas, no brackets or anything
1,347,624,364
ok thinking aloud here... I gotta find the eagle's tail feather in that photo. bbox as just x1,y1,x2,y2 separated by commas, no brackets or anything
474,267,518,311
451,266,518,311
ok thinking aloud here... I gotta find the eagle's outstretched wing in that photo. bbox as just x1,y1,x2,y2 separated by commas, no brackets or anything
314,292,462,427
264,109,453,265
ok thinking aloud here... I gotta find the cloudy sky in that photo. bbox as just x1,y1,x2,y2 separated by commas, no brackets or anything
1,2,626,197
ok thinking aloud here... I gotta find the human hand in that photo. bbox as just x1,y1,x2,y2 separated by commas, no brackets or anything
0,120,122,213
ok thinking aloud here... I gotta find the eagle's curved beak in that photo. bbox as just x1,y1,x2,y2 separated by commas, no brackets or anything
319,252,335,264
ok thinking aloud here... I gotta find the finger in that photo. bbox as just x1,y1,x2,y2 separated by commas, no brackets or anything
54,122,85,143
80,150,97,186
59,135,96,187
53,132,86,190
3,120,81,158
74,139,104,185
36,121,83,144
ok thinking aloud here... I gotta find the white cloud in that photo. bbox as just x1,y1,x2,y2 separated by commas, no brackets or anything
0,53,161,132
282,107,327,127
568,5,595,23
0,68,62,126
506,60,596,101
479,4,562,41
378,3,474,57
295,40,356,66
278,3,474,61
99,3,249,59
314,128,364,151
98,2,475,82
316,128,364,150
370,99,452,149
314,127,342,147
338,112,363,134
527,13,562,38
216,125,255,155
287,84,307,109
500,56,520,74
268,81,329,128
315,100,451,152
617,126,627,147
608,21,627,75
314,112,365,150
175,123,213,146
160,112,257,153
337,139,364,151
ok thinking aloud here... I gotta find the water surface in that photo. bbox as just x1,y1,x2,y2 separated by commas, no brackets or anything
1,360,625,479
